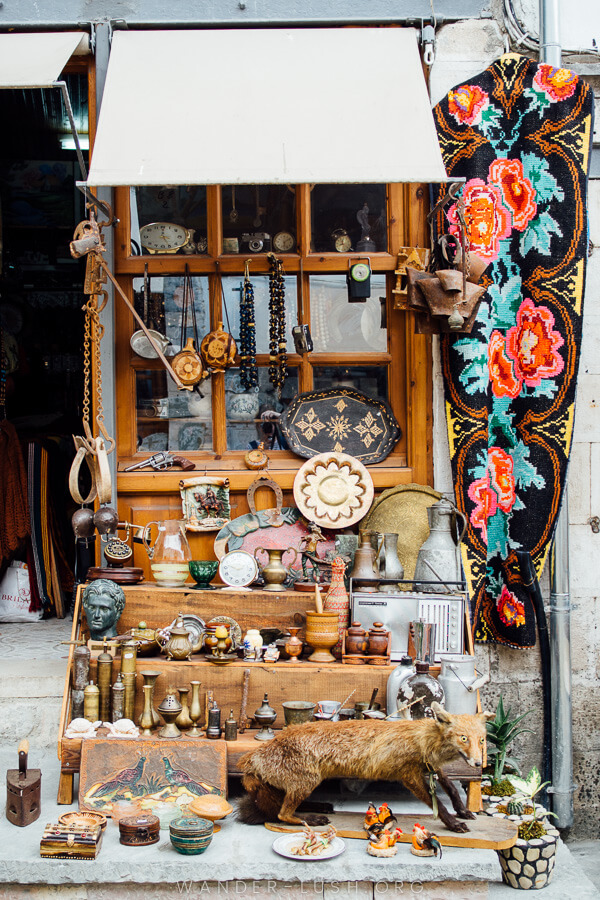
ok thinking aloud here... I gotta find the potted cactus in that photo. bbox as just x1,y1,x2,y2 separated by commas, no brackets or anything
496,767,559,890
483,696,533,800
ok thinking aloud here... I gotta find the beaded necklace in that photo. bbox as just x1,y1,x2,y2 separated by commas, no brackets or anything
268,253,287,396
239,262,258,390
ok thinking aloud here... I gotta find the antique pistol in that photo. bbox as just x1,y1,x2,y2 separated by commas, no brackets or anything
124,452,195,472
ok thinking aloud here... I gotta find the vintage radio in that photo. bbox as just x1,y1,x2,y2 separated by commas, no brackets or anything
351,591,464,661
40,822,103,859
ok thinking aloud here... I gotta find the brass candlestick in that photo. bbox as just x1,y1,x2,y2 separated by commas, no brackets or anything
188,681,204,737
138,671,161,727
176,687,193,730
140,685,155,736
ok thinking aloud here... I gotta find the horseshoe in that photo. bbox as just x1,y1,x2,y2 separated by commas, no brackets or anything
247,476,283,519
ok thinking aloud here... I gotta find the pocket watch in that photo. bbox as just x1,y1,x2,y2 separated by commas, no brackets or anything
140,222,192,254
331,228,352,253
218,550,259,588
273,231,295,253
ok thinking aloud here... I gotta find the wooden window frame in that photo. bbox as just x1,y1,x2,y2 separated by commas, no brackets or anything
113,182,432,491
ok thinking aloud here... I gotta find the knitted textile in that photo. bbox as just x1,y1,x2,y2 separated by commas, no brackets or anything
434,56,594,647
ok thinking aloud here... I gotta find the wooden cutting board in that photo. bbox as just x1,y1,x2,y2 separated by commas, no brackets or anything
265,811,517,850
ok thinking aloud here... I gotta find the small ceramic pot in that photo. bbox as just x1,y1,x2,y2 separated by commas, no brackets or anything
282,700,316,726
345,622,368,655
496,826,559,890
169,816,214,855
284,627,303,660
367,622,390,655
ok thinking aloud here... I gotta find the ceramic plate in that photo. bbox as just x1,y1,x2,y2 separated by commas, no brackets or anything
293,452,374,530
271,833,346,861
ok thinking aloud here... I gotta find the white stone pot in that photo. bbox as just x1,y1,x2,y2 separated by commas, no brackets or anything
497,825,559,890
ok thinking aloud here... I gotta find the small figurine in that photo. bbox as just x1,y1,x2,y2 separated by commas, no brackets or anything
263,643,280,662
291,822,338,857
410,822,443,858
363,802,379,832
367,826,403,857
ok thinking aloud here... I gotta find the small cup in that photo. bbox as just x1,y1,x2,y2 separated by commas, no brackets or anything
338,708,356,720
282,700,316,727
315,701,341,722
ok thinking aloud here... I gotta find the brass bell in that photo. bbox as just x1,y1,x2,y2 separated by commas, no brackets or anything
448,306,465,331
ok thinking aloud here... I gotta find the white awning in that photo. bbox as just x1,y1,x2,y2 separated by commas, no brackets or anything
87,28,449,187
0,32,86,88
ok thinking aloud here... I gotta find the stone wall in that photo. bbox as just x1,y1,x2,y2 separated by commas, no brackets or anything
430,12,600,838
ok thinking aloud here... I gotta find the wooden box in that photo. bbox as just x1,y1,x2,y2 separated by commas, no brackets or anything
40,823,103,859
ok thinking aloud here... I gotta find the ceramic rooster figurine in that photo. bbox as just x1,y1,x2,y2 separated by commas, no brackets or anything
411,822,443,858
363,802,379,832
367,826,404,857
89,756,146,797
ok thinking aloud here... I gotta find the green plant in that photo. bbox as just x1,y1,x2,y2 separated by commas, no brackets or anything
506,798,524,816
508,766,557,838
486,696,533,785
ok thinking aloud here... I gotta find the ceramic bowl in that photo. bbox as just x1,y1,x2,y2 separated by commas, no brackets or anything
282,700,316,726
169,816,214,855
189,560,219,590
315,700,341,721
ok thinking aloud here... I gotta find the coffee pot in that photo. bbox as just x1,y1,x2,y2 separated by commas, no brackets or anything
350,531,379,591
413,497,467,592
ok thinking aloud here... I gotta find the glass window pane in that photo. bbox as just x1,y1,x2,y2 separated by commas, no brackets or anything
131,186,207,254
311,184,387,253
221,185,296,254
313,365,388,404
136,369,213,452
221,275,297,355
132,275,210,354
310,275,387,353
225,367,298,450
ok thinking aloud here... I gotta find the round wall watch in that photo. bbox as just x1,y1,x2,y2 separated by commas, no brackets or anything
272,231,295,253
331,228,352,253
218,550,259,588
140,222,192,254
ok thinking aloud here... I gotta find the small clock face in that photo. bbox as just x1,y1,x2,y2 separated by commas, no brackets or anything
332,229,352,253
218,550,258,587
350,262,371,282
140,222,189,253
273,231,295,253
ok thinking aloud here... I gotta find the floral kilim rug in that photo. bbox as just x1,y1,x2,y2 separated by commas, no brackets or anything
434,56,594,647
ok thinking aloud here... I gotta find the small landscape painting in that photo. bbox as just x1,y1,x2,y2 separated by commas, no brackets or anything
79,739,227,816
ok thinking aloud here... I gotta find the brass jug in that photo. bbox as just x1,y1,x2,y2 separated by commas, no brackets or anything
254,547,298,591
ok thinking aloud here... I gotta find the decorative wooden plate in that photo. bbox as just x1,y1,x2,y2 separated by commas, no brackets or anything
293,452,374,530
281,388,401,463
362,483,442,581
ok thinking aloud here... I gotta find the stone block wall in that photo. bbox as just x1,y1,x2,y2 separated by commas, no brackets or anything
430,14,600,838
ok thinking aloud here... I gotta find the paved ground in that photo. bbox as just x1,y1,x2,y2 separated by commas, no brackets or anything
0,617,597,896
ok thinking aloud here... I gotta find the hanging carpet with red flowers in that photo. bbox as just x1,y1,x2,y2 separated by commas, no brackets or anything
434,56,594,647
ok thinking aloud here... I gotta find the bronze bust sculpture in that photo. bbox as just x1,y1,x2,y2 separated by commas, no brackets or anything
82,579,125,640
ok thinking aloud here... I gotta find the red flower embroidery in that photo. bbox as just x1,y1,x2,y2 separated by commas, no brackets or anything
533,64,578,102
448,180,512,261
448,84,489,125
489,331,521,399
488,448,516,513
489,159,537,232
468,474,497,542
497,586,526,628
506,299,564,388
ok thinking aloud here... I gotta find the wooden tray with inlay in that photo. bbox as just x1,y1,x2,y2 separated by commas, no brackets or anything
265,811,517,850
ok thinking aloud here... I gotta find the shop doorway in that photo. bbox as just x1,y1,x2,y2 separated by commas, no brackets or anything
0,72,89,617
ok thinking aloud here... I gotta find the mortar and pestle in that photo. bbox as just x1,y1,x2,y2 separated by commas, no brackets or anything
305,584,339,663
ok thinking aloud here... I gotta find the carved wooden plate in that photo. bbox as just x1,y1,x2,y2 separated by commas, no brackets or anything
293,452,374,530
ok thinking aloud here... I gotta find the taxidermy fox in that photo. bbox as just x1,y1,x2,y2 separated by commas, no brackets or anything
239,702,492,833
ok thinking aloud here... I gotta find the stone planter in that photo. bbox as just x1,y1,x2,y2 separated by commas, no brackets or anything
497,825,559,890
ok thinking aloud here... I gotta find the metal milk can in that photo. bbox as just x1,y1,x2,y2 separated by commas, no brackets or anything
437,654,489,715
413,497,467,591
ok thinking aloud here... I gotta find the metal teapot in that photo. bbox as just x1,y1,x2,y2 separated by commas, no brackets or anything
413,497,467,592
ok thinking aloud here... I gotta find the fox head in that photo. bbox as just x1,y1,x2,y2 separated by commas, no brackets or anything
430,702,493,767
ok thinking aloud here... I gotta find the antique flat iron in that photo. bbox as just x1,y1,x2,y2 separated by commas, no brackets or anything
6,739,41,826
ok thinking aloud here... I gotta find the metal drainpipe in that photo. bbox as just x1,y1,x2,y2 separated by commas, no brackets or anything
540,0,575,829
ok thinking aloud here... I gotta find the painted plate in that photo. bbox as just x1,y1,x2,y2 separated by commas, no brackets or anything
213,507,336,582
271,833,346,861
280,388,401,463
293,452,374,530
